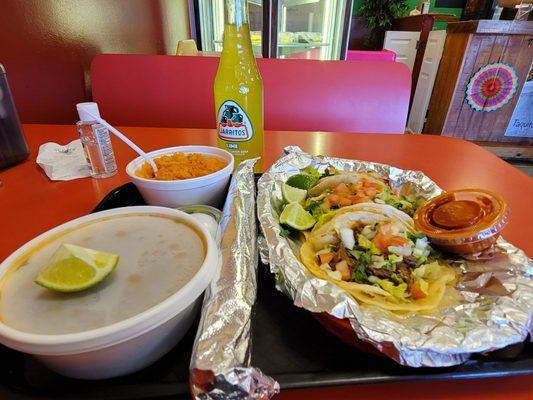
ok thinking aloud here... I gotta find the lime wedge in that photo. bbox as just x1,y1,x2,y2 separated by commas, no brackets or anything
35,244,119,293
285,173,318,190
280,203,316,230
282,182,307,204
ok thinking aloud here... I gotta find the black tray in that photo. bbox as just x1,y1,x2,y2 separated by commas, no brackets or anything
1,182,532,399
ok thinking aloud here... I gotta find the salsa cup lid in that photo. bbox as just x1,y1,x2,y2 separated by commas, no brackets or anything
414,188,509,245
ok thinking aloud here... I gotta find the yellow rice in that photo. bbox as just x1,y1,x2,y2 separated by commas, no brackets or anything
135,152,227,180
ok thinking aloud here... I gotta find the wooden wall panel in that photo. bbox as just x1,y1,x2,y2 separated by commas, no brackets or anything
424,32,470,134
444,34,487,138
478,35,514,139
486,36,532,142
425,21,532,146
441,33,533,144
451,35,496,140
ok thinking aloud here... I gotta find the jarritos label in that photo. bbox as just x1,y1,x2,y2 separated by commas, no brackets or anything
217,100,253,142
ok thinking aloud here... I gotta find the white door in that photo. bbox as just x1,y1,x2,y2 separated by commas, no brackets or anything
383,31,419,72
407,30,447,133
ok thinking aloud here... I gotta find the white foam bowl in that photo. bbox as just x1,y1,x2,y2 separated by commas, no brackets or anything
126,146,234,207
0,206,219,379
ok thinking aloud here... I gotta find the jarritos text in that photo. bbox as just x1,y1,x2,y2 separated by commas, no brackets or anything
217,102,253,142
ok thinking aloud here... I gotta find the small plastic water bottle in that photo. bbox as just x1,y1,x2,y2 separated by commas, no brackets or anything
76,102,117,178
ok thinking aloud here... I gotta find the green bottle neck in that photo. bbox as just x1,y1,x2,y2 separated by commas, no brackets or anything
224,0,249,27
221,0,255,59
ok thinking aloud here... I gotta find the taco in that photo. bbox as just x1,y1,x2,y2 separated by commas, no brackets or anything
300,203,456,312
303,170,420,224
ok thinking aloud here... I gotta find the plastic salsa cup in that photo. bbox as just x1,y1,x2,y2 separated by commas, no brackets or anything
413,189,508,254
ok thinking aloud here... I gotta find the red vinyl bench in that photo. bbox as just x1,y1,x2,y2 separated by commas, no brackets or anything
346,50,397,62
91,54,410,134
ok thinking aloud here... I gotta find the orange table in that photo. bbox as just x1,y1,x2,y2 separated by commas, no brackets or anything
0,124,532,399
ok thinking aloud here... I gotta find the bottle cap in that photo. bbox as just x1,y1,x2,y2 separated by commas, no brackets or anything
76,102,101,122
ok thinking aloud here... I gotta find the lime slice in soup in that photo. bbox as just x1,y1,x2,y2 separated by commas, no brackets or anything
282,183,307,204
280,203,316,230
35,244,119,293
285,173,318,190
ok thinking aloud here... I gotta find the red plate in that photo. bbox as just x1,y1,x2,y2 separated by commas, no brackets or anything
313,312,387,358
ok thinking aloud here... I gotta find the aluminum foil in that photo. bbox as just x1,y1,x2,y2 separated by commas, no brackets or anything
257,146,533,367
190,158,280,399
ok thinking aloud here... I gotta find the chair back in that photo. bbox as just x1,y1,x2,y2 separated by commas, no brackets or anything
91,54,410,134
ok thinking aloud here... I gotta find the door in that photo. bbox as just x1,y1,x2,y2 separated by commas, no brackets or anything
195,0,264,55
383,31,419,72
275,0,352,60
408,30,447,133
191,0,352,59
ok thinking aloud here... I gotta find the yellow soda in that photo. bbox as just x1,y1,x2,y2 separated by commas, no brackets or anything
214,0,264,172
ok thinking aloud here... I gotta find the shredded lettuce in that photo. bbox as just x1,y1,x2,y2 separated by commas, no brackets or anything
375,279,408,300
314,210,337,229
324,244,335,253
349,249,372,282
416,256,427,266
280,227,291,238
350,249,371,265
305,192,328,207
408,232,426,243
370,255,389,269
376,188,419,214
301,166,321,179
304,192,329,221
351,263,368,282
388,254,403,264
413,261,441,280
306,202,325,220
357,234,381,255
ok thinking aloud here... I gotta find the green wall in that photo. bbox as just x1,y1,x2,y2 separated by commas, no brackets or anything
354,0,463,29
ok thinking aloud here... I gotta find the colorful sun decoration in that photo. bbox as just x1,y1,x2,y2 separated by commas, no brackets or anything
465,63,519,112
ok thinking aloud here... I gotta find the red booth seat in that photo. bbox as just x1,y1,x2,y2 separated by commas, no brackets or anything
346,50,397,62
91,54,410,134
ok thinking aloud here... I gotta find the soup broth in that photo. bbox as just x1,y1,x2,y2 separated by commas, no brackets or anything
0,214,205,335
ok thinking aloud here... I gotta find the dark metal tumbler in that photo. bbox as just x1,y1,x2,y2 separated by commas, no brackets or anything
0,64,29,169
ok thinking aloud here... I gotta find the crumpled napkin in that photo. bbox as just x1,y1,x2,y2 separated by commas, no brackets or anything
36,139,91,181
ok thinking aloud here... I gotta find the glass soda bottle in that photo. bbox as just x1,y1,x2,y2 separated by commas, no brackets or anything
214,0,264,172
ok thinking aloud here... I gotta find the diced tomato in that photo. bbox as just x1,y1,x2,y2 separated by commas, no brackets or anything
362,179,383,189
318,252,335,265
335,260,351,281
351,195,371,204
333,183,351,195
411,280,428,300
325,181,382,208
327,193,353,207
327,194,341,206
372,231,409,253
338,196,352,207
362,187,378,198
388,236,409,247
372,231,388,253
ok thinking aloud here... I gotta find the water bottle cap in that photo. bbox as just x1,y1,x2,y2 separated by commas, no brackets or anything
77,102,101,122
